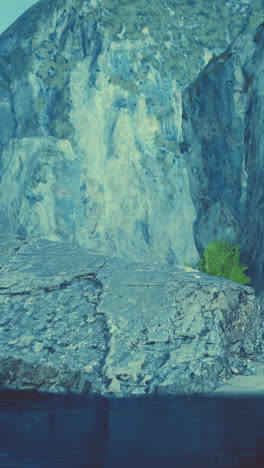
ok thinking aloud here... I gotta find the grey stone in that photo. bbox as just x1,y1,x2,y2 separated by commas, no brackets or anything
0,0,263,275
182,21,264,295
0,0,264,397
193,201,241,254
0,235,260,397
242,339,255,356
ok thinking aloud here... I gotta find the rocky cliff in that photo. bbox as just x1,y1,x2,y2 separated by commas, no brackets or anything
0,0,264,275
182,22,264,296
1,0,264,397
0,235,260,397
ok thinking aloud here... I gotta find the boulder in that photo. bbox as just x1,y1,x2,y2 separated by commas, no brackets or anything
0,235,260,397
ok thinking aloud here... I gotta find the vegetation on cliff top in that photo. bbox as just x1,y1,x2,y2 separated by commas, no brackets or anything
198,239,251,285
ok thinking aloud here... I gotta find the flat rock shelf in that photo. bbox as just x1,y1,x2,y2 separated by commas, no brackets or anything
0,234,261,398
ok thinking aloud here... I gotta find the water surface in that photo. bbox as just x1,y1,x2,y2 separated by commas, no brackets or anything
1,390,264,467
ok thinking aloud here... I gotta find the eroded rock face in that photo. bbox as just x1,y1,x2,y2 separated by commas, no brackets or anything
0,235,260,397
0,0,263,268
182,23,264,295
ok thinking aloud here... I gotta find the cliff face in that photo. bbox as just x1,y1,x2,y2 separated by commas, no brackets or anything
0,0,263,269
182,23,264,295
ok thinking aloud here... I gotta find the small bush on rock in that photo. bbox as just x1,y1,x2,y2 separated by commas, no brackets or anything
198,239,251,285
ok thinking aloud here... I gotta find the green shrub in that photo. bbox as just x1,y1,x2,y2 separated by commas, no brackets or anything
198,239,251,285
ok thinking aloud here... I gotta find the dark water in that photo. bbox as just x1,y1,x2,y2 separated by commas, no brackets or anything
0,391,264,468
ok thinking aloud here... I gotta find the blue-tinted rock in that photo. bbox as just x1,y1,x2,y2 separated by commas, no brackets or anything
182,22,264,295
0,235,260,397
0,0,263,270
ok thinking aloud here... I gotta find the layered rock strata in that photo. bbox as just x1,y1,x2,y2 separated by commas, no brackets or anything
0,235,260,397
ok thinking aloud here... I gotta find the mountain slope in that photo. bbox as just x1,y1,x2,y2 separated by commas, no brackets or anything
0,0,263,272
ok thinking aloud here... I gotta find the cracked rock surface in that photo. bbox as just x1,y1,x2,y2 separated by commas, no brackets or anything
0,0,263,271
0,234,260,397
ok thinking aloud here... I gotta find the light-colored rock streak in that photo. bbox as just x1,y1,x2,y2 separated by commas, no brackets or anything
1,0,264,277
69,41,197,263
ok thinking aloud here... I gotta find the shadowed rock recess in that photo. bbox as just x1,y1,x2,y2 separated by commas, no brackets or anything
0,235,261,397
1,0,264,396
182,21,264,296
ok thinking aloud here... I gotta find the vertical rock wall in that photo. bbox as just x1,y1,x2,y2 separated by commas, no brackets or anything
182,23,264,294
0,0,263,272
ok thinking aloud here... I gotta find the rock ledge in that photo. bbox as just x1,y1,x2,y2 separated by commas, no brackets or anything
0,235,260,397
